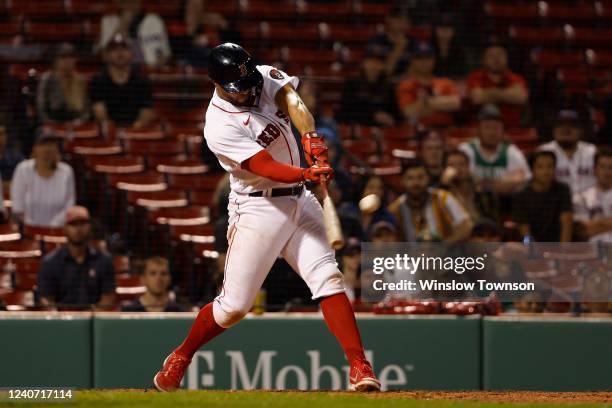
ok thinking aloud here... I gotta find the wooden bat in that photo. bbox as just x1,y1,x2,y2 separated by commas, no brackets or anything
320,178,345,250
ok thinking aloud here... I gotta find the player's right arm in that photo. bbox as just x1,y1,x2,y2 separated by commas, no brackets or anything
242,150,332,183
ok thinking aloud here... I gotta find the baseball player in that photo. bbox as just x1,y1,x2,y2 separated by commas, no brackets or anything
153,43,380,392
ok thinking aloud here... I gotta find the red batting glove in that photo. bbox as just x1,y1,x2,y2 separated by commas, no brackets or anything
301,131,329,167
302,165,334,183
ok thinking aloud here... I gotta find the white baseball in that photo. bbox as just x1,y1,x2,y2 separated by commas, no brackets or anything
359,194,381,214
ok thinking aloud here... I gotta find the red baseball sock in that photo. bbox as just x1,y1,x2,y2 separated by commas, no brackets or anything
320,293,366,365
175,302,225,359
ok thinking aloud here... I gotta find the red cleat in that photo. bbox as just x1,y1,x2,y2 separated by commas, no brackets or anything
153,352,191,392
349,359,381,392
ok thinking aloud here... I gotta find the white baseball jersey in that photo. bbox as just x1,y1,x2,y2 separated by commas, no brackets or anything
204,65,301,195
538,141,596,194
201,65,345,329
573,186,612,243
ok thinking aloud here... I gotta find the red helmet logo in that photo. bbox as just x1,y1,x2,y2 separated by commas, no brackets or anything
239,63,248,77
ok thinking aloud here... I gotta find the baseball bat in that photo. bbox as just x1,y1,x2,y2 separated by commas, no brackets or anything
320,179,345,250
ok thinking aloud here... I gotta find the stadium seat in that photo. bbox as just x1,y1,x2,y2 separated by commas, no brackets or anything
42,123,100,140
12,258,41,291
149,206,210,227
108,171,167,192
0,240,42,259
124,139,185,159
66,139,123,156
9,0,66,19
0,224,21,243
532,243,599,261
23,225,67,245
126,190,188,209
533,50,585,69
25,22,84,42
167,173,225,191
118,126,166,141
189,190,216,207
485,2,540,21
153,157,208,175
86,156,146,174
509,26,564,47
0,290,34,309
169,224,215,243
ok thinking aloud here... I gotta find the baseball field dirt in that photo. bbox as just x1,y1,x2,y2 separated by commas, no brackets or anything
1,390,609,408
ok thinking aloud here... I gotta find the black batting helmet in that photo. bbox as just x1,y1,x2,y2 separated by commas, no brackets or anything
208,43,263,94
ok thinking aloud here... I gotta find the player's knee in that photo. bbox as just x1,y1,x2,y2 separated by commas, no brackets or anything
214,302,249,328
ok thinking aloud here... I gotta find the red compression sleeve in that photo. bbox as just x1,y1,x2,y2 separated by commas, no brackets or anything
241,150,304,183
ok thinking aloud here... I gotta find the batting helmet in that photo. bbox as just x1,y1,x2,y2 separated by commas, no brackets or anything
208,43,263,94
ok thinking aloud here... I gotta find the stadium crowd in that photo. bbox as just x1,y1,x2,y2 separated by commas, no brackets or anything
0,0,610,313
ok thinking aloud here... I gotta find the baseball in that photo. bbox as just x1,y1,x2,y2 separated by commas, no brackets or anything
359,194,381,214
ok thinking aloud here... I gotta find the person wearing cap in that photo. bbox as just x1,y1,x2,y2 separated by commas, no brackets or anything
99,0,171,68
388,158,473,242
467,44,528,128
38,206,116,309
396,42,461,128
10,135,75,227
36,43,89,125
538,109,597,194
337,45,400,127
458,104,530,194
90,33,155,128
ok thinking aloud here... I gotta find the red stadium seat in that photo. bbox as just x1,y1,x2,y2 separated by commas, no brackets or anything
0,224,21,243
0,290,34,309
42,122,100,140
533,50,585,69
66,0,110,17
124,139,185,158
189,190,216,207
126,190,188,209
118,126,166,141
9,0,65,19
509,26,564,47
0,240,42,260
25,22,84,42
66,139,123,156
153,157,208,175
485,2,539,21
148,206,210,227
169,224,215,243
23,225,67,245
11,258,41,291
87,156,145,174
540,2,596,21
108,171,167,192
167,173,225,191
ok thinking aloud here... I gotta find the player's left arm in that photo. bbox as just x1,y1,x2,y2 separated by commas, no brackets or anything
275,84,328,166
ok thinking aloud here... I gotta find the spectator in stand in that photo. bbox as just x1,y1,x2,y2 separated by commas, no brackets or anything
0,125,24,182
388,159,473,242
37,43,89,125
369,220,399,243
90,34,155,129
121,257,185,312
297,80,338,136
459,104,530,194
513,151,573,242
419,130,445,186
467,44,529,128
358,175,397,237
38,206,116,309
99,0,171,67
337,45,399,127
431,13,468,79
441,149,501,225
367,8,414,77
396,42,460,128
339,238,361,302
538,109,597,195
573,148,612,242
11,135,75,227
180,0,241,68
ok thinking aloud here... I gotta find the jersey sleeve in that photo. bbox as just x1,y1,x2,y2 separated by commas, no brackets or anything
259,65,299,100
204,123,263,168
507,144,532,178
572,191,589,222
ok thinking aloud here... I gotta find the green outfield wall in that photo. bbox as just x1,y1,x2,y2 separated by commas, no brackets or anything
0,313,610,391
